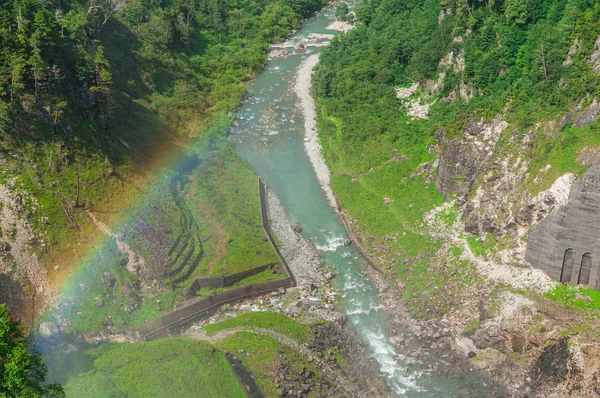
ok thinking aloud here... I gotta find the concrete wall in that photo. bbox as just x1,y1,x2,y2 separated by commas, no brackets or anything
139,277,293,340
186,263,278,296
526,165,600,289
258,178,296,285
137,178,296,340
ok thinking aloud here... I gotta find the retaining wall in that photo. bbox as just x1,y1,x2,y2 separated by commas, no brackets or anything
186,263,278,297
258,178,297,285
137,178,295,340
526,165,600,289
333,195,383,273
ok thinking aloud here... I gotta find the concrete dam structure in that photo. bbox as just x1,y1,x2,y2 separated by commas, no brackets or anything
526,165,600,289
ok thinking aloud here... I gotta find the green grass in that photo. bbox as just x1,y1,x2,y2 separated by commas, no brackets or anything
64,339,246,398
214,331,321,398
464,319,480,333
525,122,600,195
544,284,600,310
466,233,497,258
439,204,458,228
393,240,486,318
204,312,310,343
189,133,280,276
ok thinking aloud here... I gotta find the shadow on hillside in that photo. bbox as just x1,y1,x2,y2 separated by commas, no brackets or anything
0,273,30,326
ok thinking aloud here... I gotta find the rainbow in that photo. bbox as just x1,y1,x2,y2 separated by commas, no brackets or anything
35,114,235,343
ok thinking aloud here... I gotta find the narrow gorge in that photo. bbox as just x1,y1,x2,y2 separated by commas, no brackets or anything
2,0,600,397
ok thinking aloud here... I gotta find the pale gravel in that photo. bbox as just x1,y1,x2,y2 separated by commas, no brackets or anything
0,184,53,299
325,21,354,33
423,201,556,293
267,189,327,287
294,54,337,208
395,83,419,99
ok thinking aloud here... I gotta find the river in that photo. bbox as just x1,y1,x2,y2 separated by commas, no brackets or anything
230,3,501,397
37,3,504,396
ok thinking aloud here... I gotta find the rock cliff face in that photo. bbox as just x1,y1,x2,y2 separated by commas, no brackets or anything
435,138,483,201
435,118,507,203
526,165,600,288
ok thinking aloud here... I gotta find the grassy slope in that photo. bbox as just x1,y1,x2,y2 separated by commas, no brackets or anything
61,312,350,398
64,339,246,398
204,311,311,343
313,0,600,321
51,122,283,335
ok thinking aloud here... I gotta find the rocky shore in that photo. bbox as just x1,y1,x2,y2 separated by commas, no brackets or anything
291,37,520,396
266,189,328,288
294,54,337,208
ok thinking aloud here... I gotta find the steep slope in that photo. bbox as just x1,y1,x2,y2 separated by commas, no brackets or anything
314,0,600,396
0,0,324,325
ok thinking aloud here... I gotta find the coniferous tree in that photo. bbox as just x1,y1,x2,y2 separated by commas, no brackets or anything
90,46,115,134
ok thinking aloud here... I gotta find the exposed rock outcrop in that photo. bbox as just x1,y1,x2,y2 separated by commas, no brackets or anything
435,118,507,202
0,183,54,325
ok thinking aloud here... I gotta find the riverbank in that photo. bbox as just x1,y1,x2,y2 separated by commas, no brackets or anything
182,188,392,397
294,54,337,208
267,189,328,288
294,34,519,396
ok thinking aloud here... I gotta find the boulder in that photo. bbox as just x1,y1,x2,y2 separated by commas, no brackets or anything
538,338,571,382
294,40,306,53
102,273,116,288
269,49,289,58
39,322,61,340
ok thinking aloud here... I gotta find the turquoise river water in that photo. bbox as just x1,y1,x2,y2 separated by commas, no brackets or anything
231,3,505,397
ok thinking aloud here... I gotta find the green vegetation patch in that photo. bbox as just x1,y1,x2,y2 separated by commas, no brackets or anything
214,331,321,398
204,312,310,343
190,131,280,277
65,339,245,398
466,233,498,258
545,284,600,311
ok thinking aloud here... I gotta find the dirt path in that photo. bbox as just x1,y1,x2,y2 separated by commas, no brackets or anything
86,210,151,283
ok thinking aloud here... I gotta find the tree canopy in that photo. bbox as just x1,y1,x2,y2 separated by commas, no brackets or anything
0,304,63,397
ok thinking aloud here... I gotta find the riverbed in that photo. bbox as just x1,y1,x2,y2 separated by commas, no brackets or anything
230,3,502,397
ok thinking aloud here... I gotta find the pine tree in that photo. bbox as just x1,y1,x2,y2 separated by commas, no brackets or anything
90,46,115,134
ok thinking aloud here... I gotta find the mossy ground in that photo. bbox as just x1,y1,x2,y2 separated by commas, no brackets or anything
63,339,246,398
57,312,351,398
204,311,310,343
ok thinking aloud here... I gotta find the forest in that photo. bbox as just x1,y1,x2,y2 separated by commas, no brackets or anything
0,0,325,267
315,0,600,146
313,0,600,315
0,0,323,396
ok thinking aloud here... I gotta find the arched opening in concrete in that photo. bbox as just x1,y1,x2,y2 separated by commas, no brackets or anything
560,249,575,283
578,253,592,285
